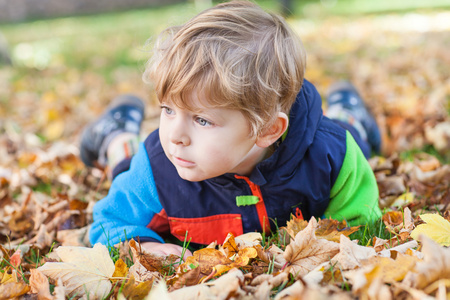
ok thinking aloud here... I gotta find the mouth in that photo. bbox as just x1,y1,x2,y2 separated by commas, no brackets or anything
172,156,196,168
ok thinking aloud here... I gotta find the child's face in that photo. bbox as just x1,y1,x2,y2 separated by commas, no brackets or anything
159,97,263,182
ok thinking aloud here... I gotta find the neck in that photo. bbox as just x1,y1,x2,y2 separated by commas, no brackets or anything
233,146,270,176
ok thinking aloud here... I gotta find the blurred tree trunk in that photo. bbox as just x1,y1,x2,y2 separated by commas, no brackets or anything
0,32,11,66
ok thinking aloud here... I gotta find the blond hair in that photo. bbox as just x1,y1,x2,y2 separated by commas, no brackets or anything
144,0,306,136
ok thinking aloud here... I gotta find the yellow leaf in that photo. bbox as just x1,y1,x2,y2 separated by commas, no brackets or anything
37,243,115,299
112,259,129,282
120,276,152,300
363,254,417,283
44,120,65,141
411,214,450,246
234,247,257,266
392,192,415,207
0,281,30,299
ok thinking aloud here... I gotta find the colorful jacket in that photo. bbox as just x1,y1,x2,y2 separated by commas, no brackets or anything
89,80,382,246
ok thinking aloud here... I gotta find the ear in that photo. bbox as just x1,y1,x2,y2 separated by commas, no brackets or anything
256,112,289,148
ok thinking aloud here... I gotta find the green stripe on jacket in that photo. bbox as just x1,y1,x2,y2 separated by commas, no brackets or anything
324,131,382,225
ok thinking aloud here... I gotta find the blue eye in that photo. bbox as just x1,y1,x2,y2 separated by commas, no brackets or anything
161,105,174,115
196,117,212,127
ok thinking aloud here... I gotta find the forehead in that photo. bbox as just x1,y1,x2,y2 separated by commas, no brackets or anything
163,89,227,113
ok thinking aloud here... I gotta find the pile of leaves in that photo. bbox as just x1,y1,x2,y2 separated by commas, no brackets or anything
0,132,449,298
2,209,450,299
0,8,449,300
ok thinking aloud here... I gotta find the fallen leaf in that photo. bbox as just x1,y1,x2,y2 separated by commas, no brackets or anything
37,243,115,299
410,213,450,246
119,276,152,300
9,249,21,268
315,218,361,242
331,234,376,270
233,247,258,266
112,259,129,282
29,268,53,300
363,254,417,283
128,259,160,283
0,281,30,299
168,268,246,300
403,235,450,291
129,239,177,273
284,217,340,276
234,232,262,248
281,215,308,239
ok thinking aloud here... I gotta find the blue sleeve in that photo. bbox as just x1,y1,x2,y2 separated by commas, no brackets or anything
89,142,165,246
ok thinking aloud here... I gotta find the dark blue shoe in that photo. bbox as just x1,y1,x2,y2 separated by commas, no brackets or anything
326,81,381,154
80,94,145,167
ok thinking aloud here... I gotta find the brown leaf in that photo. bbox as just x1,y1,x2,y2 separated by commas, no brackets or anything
284,217,340,277
280,215,308,239
181,248,232,280
29,269,53,300
129,239,177,273
128,260,160,283
315,218,361,242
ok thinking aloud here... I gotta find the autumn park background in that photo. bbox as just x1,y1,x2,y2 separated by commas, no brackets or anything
0,0,449,299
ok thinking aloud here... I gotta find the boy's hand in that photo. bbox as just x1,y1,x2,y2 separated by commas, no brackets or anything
140,242,192,260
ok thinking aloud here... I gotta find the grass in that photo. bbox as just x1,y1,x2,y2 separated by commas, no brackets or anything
1,0,449,73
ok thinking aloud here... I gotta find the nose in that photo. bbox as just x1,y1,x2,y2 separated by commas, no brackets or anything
169,118,191,146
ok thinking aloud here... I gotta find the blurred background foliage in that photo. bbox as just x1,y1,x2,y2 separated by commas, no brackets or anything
0,0,449,161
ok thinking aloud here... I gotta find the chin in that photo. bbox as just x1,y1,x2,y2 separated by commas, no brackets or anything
176,170,205,182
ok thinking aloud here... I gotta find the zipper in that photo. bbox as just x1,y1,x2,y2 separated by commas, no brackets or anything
234,175,271,234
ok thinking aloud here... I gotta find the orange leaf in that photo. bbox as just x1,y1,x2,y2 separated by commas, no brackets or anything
9,249,22,269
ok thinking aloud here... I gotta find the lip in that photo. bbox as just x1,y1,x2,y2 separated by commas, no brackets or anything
173,156,196,168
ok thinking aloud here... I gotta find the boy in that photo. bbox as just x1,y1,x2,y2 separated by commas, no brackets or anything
81,1,382,257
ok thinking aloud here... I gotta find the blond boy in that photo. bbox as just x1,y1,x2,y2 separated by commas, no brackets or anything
81,1,381,257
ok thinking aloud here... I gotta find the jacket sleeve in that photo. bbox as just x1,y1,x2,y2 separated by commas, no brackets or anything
324,131,382,225
89,142,165,246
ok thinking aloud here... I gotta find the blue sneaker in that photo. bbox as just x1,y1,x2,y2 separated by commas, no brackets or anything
80,94,145,167
326,81,381,154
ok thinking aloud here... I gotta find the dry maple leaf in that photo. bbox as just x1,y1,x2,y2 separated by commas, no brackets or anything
362,254,418,283
331,234,376,271
29,268,53,300
403,235,450,291
410,213,450,246
0,281,30,299
315,218,361,242
118,275,152,300
37,243,115,300
283,217,340,277
129,239,178,273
